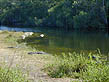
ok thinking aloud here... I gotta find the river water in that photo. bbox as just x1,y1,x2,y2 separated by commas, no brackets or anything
0,26,109,55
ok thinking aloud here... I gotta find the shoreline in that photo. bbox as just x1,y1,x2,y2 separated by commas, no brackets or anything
0,25,108,33
0,31,77,82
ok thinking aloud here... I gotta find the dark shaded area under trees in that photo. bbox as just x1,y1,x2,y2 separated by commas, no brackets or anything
0,0,108,31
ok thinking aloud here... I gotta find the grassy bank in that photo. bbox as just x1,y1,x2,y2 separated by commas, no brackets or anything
0,31,109,82
44,52,109,82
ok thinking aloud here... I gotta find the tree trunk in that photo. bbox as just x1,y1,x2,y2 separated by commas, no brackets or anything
102,0,108,26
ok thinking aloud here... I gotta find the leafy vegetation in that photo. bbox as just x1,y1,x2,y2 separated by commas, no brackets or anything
0,0,108,30
0,67,28,82
44,52,109,82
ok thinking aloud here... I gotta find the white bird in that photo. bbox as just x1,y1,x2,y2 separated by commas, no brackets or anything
40,34,44,37
24,32,29,37
29,32,33,35
24,32,34,37
21,35,26,39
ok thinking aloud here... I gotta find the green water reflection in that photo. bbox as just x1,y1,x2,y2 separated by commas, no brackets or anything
24,29,109,55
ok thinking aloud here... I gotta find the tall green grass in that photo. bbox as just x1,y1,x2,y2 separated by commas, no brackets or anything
0,67,29,82
44,52,109,82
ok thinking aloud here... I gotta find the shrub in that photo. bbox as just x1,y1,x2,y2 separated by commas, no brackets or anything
73,11,89,29
73,11,106,30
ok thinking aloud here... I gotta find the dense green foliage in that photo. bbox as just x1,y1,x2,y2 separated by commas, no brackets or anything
44,52,109,82
0,0,108,30
0,67,28,82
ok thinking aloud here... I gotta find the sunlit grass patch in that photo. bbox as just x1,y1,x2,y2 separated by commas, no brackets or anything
0,67,29,82
0,32,24,46
0,30,9,34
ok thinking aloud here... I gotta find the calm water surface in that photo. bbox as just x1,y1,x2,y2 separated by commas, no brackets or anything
1,26,109,55
25,29,109,55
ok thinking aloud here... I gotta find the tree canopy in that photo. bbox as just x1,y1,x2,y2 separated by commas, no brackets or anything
0,0,108,30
